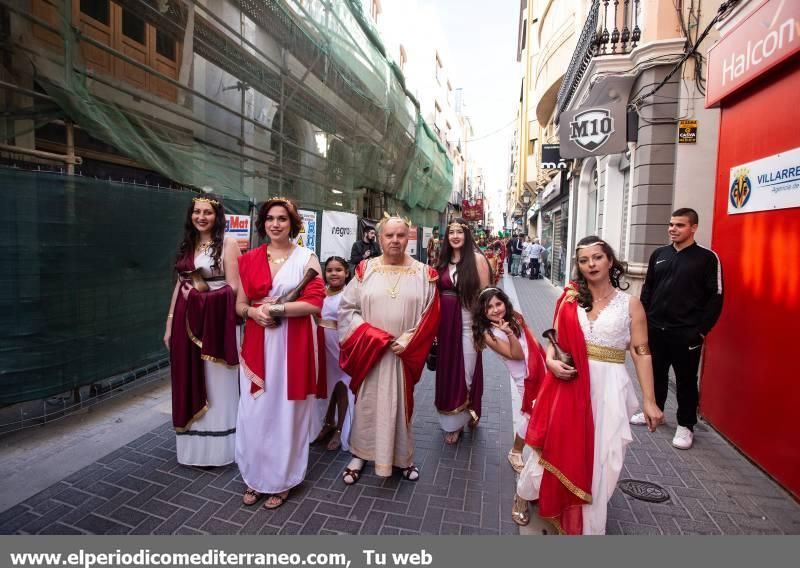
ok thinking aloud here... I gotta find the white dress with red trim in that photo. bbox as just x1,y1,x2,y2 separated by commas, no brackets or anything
235,246,315,494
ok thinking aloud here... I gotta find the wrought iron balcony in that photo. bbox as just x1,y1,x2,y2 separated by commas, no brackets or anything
555,0,641,121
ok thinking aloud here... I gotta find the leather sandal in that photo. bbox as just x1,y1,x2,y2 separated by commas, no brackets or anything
326,429,342,452
312,423,336,445
264,490,289,510
242,488,263,506
507,449,525,474
511,494,530,526
400,465,419,482
342,467,362,486
444,429,461,445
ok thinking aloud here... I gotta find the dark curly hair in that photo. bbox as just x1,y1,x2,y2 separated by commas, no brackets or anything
175,193,226,270
573,236,629,312
256,198,303,239
471,287,522,351
323,256,351,286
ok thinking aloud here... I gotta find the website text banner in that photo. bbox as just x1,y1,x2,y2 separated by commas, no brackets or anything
320,211,358,263
1,536,792,568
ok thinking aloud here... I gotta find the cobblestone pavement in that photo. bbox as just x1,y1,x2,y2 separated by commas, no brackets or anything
1,277,798,535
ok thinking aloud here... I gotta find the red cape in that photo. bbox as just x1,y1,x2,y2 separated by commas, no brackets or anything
525,283,594,535
516,313,546,414
238,245,325,399
340,262,440,423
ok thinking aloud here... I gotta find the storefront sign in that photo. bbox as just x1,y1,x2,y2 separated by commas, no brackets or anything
293,209,318,252
728,146,800,214
421,226,434,250
224,214,251,252
540,172,563,206
559,75,635,159
541,144,570,170
706,0,800,106
678,119,698,143
320,210,358,262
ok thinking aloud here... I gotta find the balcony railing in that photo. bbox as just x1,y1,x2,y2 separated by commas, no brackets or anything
555,0,641,121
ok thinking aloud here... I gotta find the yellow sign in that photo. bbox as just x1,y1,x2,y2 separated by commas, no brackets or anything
678,119,697,144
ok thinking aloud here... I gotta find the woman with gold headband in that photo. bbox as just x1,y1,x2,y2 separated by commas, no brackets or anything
516,236,662,534
434,218,491,445
164,193,241,467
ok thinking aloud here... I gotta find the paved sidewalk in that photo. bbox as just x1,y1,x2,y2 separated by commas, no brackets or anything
0,335,520,536
510,275,800,535
1,277,798,535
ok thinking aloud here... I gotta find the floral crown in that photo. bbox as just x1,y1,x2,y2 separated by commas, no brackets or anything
268,196,297,210
448,221,470,231
193,196,220,206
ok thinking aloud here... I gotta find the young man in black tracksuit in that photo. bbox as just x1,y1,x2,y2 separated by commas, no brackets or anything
631,208,723,450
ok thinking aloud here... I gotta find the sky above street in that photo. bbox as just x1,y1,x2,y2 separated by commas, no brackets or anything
420,0,521,220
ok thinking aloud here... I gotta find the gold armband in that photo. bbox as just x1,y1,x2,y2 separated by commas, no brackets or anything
268,304,286,317
634,344,651,356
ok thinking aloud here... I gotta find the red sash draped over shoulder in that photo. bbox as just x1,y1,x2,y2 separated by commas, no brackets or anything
514,313,546,414
340,263,440,423
525,283,594,535
238,245,325,399
169,251,238,431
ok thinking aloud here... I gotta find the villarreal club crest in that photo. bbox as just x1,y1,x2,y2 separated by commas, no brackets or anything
730,168,752,209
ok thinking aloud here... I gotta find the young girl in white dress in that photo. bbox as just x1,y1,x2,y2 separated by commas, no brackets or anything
472,288,545,484
312,256,355,452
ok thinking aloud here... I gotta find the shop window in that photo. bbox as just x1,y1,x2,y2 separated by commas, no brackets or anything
80,0,109,25
121,9,146,44
156,29,176,61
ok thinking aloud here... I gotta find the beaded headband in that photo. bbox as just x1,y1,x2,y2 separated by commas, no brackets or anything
193,196,220,206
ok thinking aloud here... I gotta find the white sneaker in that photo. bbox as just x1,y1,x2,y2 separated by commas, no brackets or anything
672,426,694,450
629,412,647,425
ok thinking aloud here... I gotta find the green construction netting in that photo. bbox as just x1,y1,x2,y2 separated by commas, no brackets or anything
6,0,451,225
0,168,251,406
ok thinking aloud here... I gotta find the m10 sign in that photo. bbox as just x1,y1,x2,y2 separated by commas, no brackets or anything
706,0,800,107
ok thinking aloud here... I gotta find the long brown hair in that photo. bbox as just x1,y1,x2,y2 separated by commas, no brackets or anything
437,218,482,310
471,287,522,351
175,193,226,270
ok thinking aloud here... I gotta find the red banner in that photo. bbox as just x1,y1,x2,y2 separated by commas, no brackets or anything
461,198,484,222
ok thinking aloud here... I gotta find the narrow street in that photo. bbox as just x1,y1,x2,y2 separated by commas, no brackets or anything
1,276,798,535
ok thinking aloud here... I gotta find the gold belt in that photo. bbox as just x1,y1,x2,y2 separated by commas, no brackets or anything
316,318,338,329
586,343,626,364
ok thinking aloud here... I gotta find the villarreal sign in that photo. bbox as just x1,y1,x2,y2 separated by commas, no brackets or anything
728,146,800,215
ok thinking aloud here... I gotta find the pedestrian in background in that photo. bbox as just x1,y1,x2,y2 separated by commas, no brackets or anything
630,208,723,451
426,226,442,267
165,193,241,468
510,233,524,277
349,225,381,273
529,238,545,280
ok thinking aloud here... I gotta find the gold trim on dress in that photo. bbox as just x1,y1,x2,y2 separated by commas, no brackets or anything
373,264,419,275
186,314,203,349
437,399,471,416
174,402,209,433
315,318,338,330
538,456,593,504
586,343,626,364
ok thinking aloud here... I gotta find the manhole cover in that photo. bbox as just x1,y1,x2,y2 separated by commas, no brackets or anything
617,479,670,503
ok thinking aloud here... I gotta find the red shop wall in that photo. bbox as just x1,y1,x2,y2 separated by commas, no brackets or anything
703,60,800,499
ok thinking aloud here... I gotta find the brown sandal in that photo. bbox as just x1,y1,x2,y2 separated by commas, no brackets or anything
326,429,342,452
342,467,362,486
264,490,289,510
444,429,461,445
242,488,263,506
312,423,336,445
400,465,419,481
